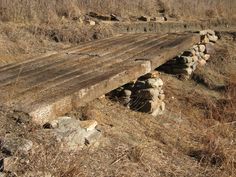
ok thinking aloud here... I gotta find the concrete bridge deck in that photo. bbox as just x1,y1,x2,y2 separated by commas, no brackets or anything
0,33,200,124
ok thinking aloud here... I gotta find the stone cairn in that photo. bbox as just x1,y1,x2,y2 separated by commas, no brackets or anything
158,30,218,79
109,71,165,116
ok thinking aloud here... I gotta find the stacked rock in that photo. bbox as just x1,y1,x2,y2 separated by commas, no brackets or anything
108,71,165,116
108,82,134,108
200,30,218,44
158,30,218,79
130,71,165,116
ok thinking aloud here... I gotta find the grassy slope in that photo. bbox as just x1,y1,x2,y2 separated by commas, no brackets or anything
1,33,235,177
0,0,235,22
0,1,235,176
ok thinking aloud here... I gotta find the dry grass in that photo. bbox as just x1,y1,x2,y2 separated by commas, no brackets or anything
0,0,235,23
0,2,235,176
2,37,235,176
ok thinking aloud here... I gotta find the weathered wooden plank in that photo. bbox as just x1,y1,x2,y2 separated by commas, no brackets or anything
0,33,200,124
0,34,170,94
0,34,147,81
0,34,161,87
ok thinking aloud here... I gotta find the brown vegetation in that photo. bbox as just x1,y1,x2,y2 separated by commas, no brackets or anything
0,1,235,176
0,0,235,23
0,33,235,177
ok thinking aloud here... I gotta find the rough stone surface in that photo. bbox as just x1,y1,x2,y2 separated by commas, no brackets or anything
146,78,164,88
137,88,160,100
151,101,165,116
139,99,163,113
80,120,98,132
179,56,193,63
122,89,132,97
198,59,207,66
141,71,160,79
198,45,206,52
1,136,33,156
200,29,215,36
204,54,211,61
201,35,210,44
87,20,96,26
47,117,101,151
151,17,166,22
208,34,218,42
158,94,165,101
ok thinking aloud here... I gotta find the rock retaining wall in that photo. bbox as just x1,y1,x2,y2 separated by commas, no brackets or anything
158,30,218,79
110,30,219,116
109,71,165,116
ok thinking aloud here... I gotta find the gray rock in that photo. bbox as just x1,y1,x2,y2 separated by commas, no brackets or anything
151,16,166,22
139,99,163,113
203,54,211,61
182,50,195,57
158,94,165,101
208,34,218,42
201,35,210,44
121,97,131,107
79,120,98,132
146,78,163,88
178,56,194,64
49,117,101,151
199,52,205,59
87,20,96,26
121,89,132,97
151,102,165,116
192,56,198,62
172,67,193,75
192,45,199,52
137,88,160,100
198,45,206,53
134,80,146,90
191,63,198,71
197,59,206,66
2,136,33,156
200,29,215,36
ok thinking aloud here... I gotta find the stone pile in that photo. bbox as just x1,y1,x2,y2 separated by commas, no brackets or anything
158,30,218,79
131,72,165,116
109,71,165,116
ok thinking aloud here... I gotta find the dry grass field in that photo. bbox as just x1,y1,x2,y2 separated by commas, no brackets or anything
0,0,235,22
0,1,235,177
0,35,235,176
